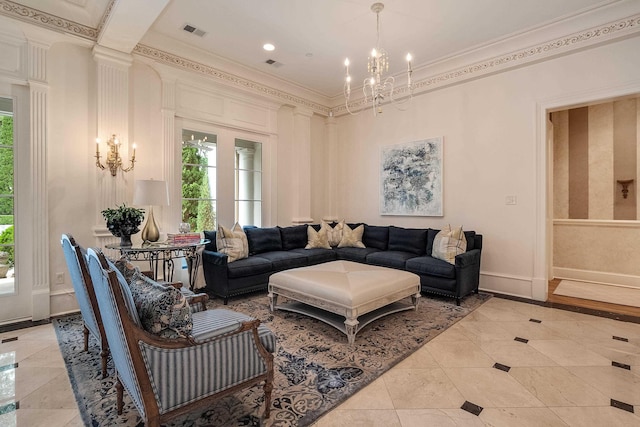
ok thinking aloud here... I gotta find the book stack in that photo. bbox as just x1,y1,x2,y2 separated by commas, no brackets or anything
167,233,202,244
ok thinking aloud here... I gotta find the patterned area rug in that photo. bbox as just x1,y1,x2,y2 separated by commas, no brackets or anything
54,292,490,426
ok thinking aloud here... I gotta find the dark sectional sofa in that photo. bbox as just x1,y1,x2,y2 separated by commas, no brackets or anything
201,223,482,306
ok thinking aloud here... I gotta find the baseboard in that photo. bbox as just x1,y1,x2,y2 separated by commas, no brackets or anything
553,267,640,289
479,272,533,300
50,290,80,318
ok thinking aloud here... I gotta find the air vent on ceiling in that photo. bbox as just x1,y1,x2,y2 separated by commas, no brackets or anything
265,59,283,68
182,24,206,37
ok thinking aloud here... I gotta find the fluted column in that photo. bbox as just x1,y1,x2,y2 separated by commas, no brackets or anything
161,79,178,229
27,40,50,320
92,46,133,246
291,107,313,224
324,115,338,221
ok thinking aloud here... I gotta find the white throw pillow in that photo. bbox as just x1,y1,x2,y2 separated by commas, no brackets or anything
338,224,365,248
432,224,467,264
216,222,248,262
321,220,345,247
305,226,331,249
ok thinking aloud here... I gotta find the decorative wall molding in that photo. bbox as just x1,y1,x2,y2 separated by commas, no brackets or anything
332,13,640,116
2,0,639,119
0,0,97,41
132,44,330,116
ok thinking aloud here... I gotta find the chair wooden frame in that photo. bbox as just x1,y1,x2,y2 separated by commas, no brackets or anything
92,249,274,426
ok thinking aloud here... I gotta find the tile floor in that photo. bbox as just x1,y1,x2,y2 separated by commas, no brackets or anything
0,297,638,426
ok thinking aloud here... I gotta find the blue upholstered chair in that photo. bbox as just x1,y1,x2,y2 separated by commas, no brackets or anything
85,247,275,426
61,234,109,378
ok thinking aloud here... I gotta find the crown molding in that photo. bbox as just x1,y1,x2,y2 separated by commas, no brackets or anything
132,44,330,116
2,0,639,119
0,0,97,41
331,13,640,116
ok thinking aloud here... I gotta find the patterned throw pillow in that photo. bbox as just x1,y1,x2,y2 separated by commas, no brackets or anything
338,224,366,248
128,272,193,338
113,256,140,283
305,226,331,249
216,222,248,262
431,224,467,264
321,220,345,247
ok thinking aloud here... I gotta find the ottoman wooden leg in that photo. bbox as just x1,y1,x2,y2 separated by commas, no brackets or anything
412,293,421,310
268,290,278,312
344,318,359,345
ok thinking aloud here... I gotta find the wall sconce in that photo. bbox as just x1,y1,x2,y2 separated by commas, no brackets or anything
617,179,634,199
95,134,136,176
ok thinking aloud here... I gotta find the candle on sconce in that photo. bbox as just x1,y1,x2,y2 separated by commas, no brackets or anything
95,137,101,156
344,58,351,95
132,143,136,161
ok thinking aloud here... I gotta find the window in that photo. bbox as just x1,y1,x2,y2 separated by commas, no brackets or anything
235,139,262,226
0,107,14,295
181,130,217,232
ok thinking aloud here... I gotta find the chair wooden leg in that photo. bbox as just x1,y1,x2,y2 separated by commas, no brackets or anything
83,325,89,352
263,374,273,418
100,349,108,378
116,377,124,415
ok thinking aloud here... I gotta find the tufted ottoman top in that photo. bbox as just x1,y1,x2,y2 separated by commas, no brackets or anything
269,260,419,309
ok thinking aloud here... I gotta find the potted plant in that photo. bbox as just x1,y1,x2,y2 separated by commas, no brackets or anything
101,204,145,247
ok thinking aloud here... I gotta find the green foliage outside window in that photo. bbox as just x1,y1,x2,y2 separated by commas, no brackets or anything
0,225,14,266
182,146,215,232
0,116,13,217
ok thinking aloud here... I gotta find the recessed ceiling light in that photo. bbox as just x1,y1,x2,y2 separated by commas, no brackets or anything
263,43,275,51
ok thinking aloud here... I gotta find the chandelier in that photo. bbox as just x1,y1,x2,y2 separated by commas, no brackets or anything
344,2,413,116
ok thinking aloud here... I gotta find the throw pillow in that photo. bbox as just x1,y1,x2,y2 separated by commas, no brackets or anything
305,226,331,249
432,224,467,264
322,219,345,247
113,256,140,283
128,272,193,338
216,222,248,262
338,223,366,248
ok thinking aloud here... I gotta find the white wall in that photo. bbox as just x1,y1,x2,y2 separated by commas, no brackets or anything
334,36,640,299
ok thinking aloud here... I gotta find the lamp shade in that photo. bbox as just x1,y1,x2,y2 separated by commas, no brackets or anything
133,179,169,207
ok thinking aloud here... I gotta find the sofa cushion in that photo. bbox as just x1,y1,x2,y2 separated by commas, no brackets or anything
256,251,308,271
226,256,273,279
388,226,427,255
366,251,417,270
305,226,331,249
405,256,456,279
203,230,217,252
128,273,193,339
245,227,282,255
338,223,365,248
334,247,381,263
290,248,337,265
279,225,308,250
464,231,476,251
363,225,389,250
432,225,467,264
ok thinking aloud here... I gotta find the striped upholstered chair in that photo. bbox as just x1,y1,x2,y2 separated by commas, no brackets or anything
85,247,275,426
61,234,110,378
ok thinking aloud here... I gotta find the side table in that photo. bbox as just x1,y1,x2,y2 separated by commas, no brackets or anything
105,239,209,290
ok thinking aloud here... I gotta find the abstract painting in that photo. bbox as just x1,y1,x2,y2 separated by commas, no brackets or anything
380,137,443,216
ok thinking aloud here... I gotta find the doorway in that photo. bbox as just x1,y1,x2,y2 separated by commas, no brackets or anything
545,93,640,313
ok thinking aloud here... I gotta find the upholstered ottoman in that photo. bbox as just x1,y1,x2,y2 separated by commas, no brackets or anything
268,260,420,344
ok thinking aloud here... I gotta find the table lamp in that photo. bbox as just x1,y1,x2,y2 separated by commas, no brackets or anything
133,179,169,242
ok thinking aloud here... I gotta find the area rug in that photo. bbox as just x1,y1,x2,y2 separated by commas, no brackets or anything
553,279,640,307
54,291,490,426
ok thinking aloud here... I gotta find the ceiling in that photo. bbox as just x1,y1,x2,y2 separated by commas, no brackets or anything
8,0,622,97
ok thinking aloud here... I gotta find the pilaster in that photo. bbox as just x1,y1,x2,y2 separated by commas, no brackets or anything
291,107,313,224
161,78,178,229
324,116,338,221
27,39,49,319
92,45,133,245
